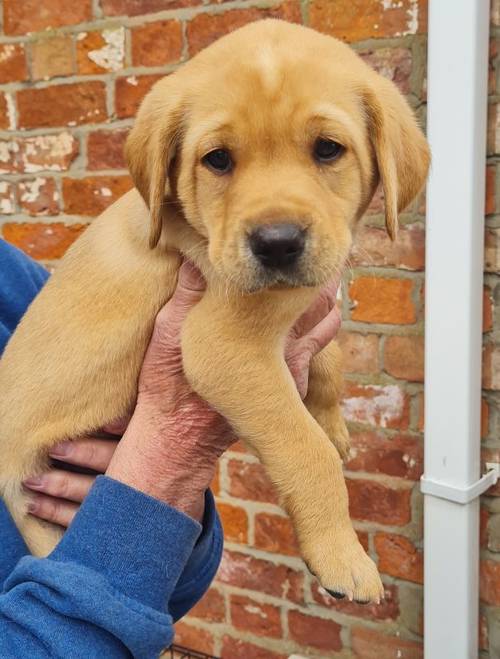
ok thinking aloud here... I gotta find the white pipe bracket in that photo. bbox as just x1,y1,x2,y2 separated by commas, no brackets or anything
420,463,500,505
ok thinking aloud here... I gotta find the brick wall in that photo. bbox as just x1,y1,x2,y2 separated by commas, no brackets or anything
0,0,496,657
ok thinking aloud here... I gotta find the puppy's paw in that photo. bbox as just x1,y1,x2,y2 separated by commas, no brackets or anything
304,534,384,604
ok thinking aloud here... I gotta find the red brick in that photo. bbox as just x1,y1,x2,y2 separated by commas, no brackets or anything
87,129,128,171
311,581,399,620
360,47,412,94
484,286,494,333
228,459,278,504
485,228,500,272
2,222,87,260
351,626,423,659
188,588,225,623
62,176,133,216
337,331,379,374
18,82,107,129
76,29,125,75
347,479,412,526
486,164,496,215
482,398,490,439
0,133,79,175
221,636,286,659
384,335,424,382
101,0,202,16
210,467,220,496
349,276,416,325
287,609,342,652
131,20,183,67
174,622,214,655
350,224,425,271
217,502,248,543
346,430,423,480
230,595,282,639
0,182,15,215
187,3,302,56
0,93,13,130
375,532,423,584
480,559,500,605
0,44,28,83
310,0,427,42
216,549,303,603
480,507,489,549
253,512,300,556
341,382,410,430
18,178,59,216
115,74,162,119
4,0,92,36
483,343,500,390
31,36,74,80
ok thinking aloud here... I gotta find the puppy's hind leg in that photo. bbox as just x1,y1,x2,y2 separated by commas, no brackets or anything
305,341,350,462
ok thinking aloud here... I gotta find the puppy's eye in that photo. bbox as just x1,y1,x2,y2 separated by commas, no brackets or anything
313,138,344,163
202,149,233,174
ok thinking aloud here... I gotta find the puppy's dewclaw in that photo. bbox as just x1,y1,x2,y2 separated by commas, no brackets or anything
0,19,429,605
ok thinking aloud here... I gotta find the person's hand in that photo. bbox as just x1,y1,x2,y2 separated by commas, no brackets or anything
24,262,341,525
23,436,120,528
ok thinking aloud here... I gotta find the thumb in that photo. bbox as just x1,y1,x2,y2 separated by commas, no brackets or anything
153,260,206,342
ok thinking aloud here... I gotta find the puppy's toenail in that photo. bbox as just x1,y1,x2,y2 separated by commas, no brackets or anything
326,590,345,600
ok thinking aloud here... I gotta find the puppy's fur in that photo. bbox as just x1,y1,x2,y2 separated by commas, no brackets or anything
0,20,429,603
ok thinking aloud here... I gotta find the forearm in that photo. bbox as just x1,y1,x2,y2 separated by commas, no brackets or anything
106,405,221,523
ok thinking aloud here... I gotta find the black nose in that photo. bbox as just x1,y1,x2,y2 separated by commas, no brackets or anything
248,223,306,269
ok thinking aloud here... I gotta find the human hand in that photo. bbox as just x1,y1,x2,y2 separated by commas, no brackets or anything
23,436,120,528
24,262,341,525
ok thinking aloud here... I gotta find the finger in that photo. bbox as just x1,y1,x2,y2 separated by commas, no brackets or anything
101,415,131,435
48,438,119,472
23,469,95,503
27,493,79,528
291,278,340,339
301,305,342,356
155,260,206,335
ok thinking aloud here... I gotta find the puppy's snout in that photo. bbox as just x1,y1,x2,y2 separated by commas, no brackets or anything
248,223,306,269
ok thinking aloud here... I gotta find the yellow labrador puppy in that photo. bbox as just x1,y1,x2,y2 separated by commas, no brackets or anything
0,19,429,604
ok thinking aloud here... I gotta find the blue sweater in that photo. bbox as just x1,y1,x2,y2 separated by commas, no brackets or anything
0,240,223,657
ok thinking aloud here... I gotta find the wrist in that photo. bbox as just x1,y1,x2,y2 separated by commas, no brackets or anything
106,410,217,521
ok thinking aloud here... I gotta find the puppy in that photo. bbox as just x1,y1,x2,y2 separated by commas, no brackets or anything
0,19,429,603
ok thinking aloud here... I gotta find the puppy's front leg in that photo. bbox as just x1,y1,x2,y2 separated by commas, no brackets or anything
182,291,383,603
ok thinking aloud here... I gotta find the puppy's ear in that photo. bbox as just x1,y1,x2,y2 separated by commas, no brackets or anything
125,76,185,248
363,78,430,240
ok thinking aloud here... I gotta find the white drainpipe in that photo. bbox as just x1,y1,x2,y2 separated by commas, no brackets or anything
420,1,492,658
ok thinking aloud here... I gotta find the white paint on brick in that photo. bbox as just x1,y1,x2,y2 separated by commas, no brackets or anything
341,384,404,428
77,32,88,41
87,28,125,73
126,75,138,86
100,187,112,197
0,182,14,215
0,140,18,164
244,604,267,618
23,132,76,172
0,44,16,63
5,93,16,131
406,0,419,34
20,178,47,204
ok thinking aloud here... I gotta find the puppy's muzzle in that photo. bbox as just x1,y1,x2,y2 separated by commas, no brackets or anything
248,223,306,270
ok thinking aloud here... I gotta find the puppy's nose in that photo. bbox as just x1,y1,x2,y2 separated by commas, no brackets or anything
249,223,306,269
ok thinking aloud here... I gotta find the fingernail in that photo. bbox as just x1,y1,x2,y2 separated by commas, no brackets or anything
26,498,38,513
49,441,72,457
23,476,44,488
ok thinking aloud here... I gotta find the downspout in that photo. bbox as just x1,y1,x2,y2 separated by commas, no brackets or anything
421,1,490,658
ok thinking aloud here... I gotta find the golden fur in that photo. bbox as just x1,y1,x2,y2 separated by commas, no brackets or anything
0,20,429,603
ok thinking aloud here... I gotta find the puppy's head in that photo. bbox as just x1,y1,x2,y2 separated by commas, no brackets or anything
126,20,429,292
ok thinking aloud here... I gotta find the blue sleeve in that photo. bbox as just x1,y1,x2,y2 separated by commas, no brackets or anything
0,477,207,657
0,239,49,354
